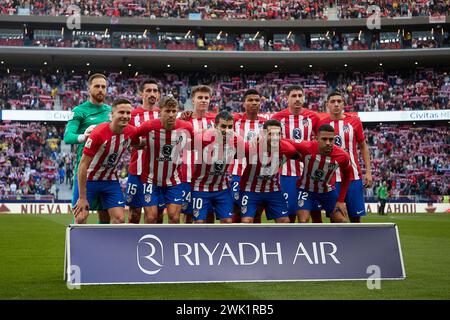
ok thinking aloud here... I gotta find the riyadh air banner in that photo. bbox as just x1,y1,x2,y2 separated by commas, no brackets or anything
65,224,405,285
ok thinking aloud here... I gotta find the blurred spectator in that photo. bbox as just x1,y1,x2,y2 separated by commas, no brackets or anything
1,68,448,112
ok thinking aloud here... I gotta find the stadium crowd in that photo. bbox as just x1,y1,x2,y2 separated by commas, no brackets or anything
0,122,75,200
366,124,450,202
0,0,448,20
0,121,447,202
1,68,449,112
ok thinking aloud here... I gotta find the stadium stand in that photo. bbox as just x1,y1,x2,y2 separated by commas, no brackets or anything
365,124,449,203
0,122,75,201
0,0,447,20
1,69,448,112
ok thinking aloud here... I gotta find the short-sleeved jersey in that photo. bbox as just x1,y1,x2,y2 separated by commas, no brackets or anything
137,119,194,187
229,113,266,176
180,113,216,183
63,101,112,173
128,106,160,176
271,108,320,176
290,140,351,202
191,130,246,192
83,122,138,181
319,114,365,182
240,139,298,192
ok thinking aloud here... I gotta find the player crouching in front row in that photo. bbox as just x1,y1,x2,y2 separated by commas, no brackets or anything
73,99,139,224
292,124,352,223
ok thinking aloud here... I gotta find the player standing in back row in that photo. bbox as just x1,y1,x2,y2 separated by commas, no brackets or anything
229,89,267,223
319,91,373,223
179,85,217,224
126,78,163,224
271,85,320,223
64,73,112,224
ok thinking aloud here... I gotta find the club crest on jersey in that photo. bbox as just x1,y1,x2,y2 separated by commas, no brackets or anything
343,125,350,133
127,195,133,203
241,206,247,214
298,199,304,207
292,128,302,140
182,203,188,211
207,123,213,129
334,135,343,147
246,131,256,141
302,119,310,126
313,169,325,181
234,192,240,200
145,194,152,203
193,209,200,218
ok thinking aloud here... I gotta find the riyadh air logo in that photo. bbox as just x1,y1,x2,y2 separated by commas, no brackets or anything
162,144,173,157
293,128,302,140
334,135,343,147
136,234,164,275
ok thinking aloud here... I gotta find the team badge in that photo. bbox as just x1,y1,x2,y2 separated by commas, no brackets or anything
234,192,240,200
193,209,200,218
246,131,256,141
298,200,304,207
241,206,248,214
126,195,133,203
343,125,350,133
302,119,310,126
144,194,152,203
182,203,188,211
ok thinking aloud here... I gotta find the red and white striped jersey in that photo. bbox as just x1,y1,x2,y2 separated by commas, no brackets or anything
180,113,216,183
191,131,246,192
83,122,138,181
271,108,320,176
136,119,194,187
319,114,365,182
229,113,266,176
128,106,160,176
240,139,297,192
291,140,351,202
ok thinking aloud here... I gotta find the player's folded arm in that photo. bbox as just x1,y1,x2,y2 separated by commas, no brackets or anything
63,114,83,144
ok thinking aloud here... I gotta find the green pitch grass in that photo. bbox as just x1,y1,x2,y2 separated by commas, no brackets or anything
0,213,449,300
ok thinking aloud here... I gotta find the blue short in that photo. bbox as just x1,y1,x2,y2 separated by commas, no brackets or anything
296,188,338,215
151,184,184,207
85,180,125,210
335,180,366,217
125,174,156,208
231,175,241,206
72,176,103,210
239,191,289,220
181,182,193,214
280,175,300,216
191,189,233,221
